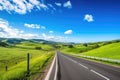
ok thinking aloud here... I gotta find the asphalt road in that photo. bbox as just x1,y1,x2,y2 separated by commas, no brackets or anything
45,52,120,80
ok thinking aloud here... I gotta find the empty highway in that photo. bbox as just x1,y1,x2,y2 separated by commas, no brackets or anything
44,52,120,80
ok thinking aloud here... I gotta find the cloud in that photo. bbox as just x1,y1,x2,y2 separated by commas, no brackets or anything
0,18,72,42
42,33,55,40
41,26,46,29
0,0,72,14
48,4,56,11
64,30,73,34
24,23,46,29
24,23,40,29
49,31,54,34
55,3,62,7
0,0,48,14
0,18,39,39
41,33,68,42
84,14,94,22
63,1,72,9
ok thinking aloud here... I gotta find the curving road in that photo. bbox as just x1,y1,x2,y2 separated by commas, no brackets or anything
44,52,120,80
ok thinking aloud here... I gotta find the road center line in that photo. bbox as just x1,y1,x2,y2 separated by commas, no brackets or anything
78,63,89,69
62,54,88,70
90,69,110,80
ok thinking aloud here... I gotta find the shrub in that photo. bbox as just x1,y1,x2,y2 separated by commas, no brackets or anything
68,45,74,48
35,46,42,50
0,42,8,47
83,43,88,47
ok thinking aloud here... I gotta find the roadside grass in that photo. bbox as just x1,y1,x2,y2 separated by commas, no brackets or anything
83,42,120,60
61,44,98,54
0,52,54,80
0,41,55,80
62,42,120,66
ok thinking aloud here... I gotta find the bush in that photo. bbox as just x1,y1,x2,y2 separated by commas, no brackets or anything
83,43,88,47
93,44,99,49
35,46,42,50
68,45,74,48
0,42,8,47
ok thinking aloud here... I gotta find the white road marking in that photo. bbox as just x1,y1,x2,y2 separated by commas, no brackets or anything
78,63,88,69
90,69,110,80
54,54,58,80
44,54,57,80
62,54,88,70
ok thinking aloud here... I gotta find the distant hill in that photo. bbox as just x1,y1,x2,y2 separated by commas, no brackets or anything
0,38,58,46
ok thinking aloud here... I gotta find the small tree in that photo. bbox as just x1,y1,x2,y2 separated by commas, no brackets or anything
0,42,8,47
83,43,88,47
35,46,42,50
68,45,74,48
93,44,99,49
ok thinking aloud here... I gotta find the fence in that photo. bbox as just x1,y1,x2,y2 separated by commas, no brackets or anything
71,54,120,64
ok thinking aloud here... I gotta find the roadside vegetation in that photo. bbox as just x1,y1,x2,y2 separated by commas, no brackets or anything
61,40,120,65
83,42,120,59
0,38,120,80
0,39,55,80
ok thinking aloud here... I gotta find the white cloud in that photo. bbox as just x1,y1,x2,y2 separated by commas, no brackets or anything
42,33,55,40
84,14,94,22
0,0,72,14
63,1,72,9
48,4,56,11
24,23,40,29
49,31,54,34
55,3,62,7
41,33,68,42
0,18,72,42
0,0,48,14
41,26,46,29
0,18,39,39
64,30,73,34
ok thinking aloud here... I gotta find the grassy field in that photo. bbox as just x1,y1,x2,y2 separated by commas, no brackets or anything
83,42,120,60
0,41,55,80
61,41,120,66
61,44,100,54
0,38,120,79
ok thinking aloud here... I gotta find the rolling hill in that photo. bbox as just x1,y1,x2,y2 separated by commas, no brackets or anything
83,42,120,60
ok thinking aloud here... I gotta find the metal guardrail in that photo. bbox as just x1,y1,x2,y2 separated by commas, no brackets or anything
71,54,120,64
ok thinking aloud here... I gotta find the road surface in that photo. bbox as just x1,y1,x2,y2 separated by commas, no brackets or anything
44,52,120,80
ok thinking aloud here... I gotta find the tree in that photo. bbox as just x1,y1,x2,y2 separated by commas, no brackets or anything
0,42,8,47
83,43,88,47
68,45,74,48
93,44,99,49
35,46,42,50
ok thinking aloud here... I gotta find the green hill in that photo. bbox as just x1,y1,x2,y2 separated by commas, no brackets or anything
83,42,120,60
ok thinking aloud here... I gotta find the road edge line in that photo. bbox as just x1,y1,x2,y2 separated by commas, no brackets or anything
44,54,56,80
54,53,58,80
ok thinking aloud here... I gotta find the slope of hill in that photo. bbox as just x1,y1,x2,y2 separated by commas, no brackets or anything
83,42,120,60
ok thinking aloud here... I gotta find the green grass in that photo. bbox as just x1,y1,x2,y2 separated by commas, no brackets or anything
61,44,97,54
83,42,120,60
0,41,55,80
16,41,54,50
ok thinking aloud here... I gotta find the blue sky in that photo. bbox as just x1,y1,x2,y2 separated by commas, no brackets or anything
0,0,120,43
